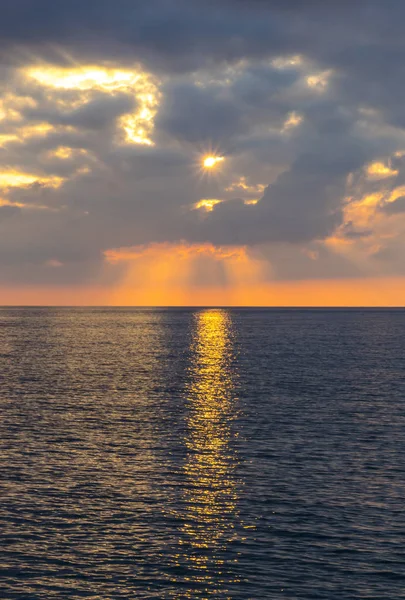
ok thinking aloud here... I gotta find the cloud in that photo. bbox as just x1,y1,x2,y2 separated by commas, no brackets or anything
1,1,405,294
381,196,405,215
23,92,136,131
156,82,244,144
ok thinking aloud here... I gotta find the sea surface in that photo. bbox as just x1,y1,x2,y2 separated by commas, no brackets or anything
1,307,405,599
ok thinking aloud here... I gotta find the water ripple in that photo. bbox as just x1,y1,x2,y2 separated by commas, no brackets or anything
1,308,405,598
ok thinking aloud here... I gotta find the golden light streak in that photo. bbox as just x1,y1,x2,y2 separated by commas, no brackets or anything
0,171,63,189
0,123,67,148
27,67,122,89
193,198,222,211
389,186,405,202
172,309,241,595
0,198,56,211
25,65,161,145
20,123,54,137
367,161,398,180
0,134,19,146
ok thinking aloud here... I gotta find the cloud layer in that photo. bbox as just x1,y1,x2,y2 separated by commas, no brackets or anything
1,0,405,296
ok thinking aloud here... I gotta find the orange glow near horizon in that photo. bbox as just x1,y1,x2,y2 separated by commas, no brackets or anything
2,239,405,313
1,277,405,306
1,231,405,308
104,242,266,305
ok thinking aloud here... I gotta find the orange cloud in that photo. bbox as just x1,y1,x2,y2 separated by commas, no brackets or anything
104,242,249,263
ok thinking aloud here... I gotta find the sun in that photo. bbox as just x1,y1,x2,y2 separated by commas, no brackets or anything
193,149,226,180
203,155,225,169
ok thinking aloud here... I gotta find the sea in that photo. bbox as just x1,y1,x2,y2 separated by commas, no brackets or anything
1,307,405,599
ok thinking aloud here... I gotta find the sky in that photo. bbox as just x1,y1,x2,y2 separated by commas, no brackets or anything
1,0,405,305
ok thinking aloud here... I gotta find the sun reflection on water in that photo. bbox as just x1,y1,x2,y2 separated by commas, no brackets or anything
175,309,241,597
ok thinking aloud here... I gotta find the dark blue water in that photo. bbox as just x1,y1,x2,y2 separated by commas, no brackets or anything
1,308,405,599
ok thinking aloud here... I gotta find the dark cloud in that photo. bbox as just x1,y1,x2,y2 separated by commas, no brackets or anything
23,92,136,131
0,1,402,74
156,82,244,144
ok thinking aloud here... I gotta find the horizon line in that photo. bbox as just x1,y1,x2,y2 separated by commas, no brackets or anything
0,305,404,309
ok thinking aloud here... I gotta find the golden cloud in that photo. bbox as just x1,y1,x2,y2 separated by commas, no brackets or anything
25,65,161,146
0,170,63,189
193,198,223,212
367,161,398,180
